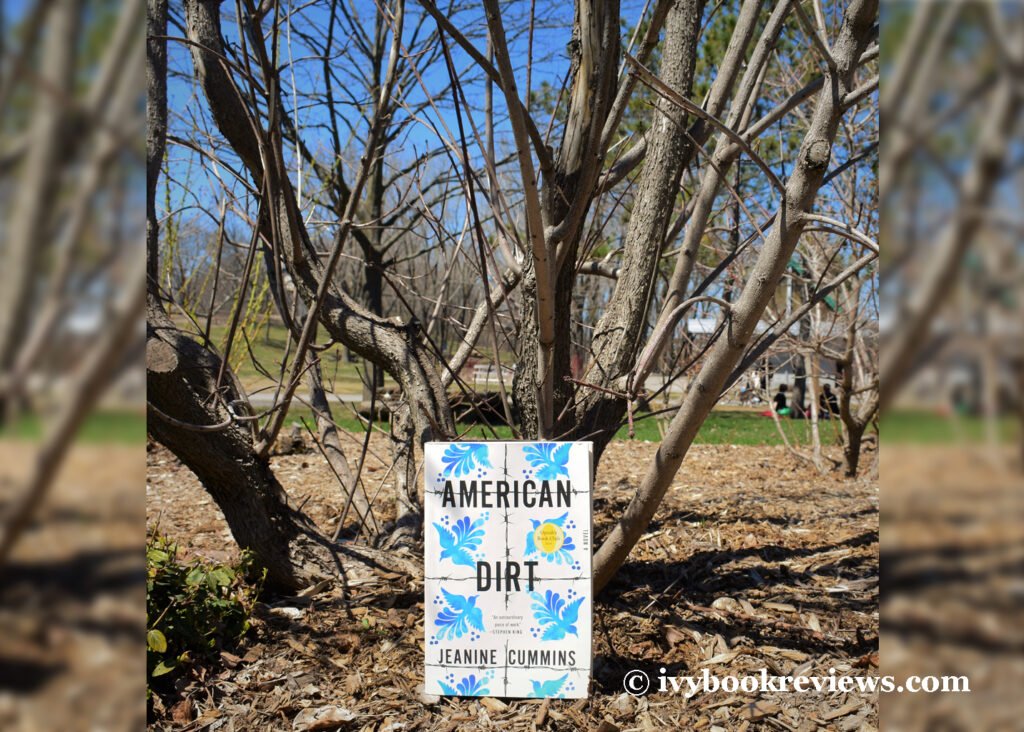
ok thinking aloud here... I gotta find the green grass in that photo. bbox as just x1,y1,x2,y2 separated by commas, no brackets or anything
280,406,843,447
133,317,1024,449
23,405,1005,450
284,405,1019,447
0,410,146,444
694,409,845,446
201,321,397,393
880,410,1020,444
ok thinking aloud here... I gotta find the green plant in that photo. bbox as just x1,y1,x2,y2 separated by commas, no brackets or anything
146,533,263,686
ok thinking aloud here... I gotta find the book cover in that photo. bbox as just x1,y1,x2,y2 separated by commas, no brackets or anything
423,441,593,699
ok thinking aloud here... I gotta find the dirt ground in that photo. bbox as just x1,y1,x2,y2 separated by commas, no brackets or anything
0,441,146,732
147,436,880,731
879,446,1024,732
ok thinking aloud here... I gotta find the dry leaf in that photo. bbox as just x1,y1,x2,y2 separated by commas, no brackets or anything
293,705,356,730
344,671,362,697
701,650,741,666
853,652,879,669
738,701,780,722
220,650,242,668
271,606,305,620
479,697,508,713
762,602,797,613
170,698,195,725
664,625,688,645
711,597,742,613
821,701,863,721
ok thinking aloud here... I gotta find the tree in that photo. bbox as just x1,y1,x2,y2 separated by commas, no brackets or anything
150,0,879,592
0,0,145,566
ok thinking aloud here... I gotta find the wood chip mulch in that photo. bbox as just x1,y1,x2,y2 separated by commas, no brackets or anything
147,436,879,731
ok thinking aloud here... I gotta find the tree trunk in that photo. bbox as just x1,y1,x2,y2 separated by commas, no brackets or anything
512,0,622,440
572,0,705,458
0,0,79,421
592,0,878,592
843,421,866,478
147,302,418,591
150,0,419,591
183,0,454,447
147,304,335,591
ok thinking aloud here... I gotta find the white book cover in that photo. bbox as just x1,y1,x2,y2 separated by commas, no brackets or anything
423,441,593,699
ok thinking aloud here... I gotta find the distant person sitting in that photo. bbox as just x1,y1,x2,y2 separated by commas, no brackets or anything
819,384,839,419
773,385,790,416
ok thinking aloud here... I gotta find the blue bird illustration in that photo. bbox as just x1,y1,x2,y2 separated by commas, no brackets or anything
434,588,485,640
438,673,490,696
441,443,491,477
529,674,568,698
522,443,571,479
433,515,486,567
530,590,584,640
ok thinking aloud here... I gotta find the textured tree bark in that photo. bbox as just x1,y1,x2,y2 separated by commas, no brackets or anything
593,0,879,592
653,0,782,318
182,0,455,472
572,0,705,456
148,0,418,590
147,302,418,591
838,309,877,478
147,303,333,591
573,0,774,459
147,0,327,589
843,422,866,478
511,0,622,439
146,0,167,288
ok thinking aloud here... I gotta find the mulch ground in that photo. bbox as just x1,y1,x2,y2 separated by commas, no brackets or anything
0,442,146,732
879,445,1024,732
146,436,880,731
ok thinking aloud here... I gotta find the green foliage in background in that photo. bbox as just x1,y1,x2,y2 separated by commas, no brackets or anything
0,410,145,443
146,534,263,691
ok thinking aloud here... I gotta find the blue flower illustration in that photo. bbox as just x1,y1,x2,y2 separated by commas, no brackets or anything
529,673,568,698
433,588,484,640
524,512,576,564
529,589,584,641
441,443,491,477
433,514,487,567
522,443,571,479
438,673,491,696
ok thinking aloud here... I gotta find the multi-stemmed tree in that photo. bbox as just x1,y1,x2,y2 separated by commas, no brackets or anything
148,0,879,591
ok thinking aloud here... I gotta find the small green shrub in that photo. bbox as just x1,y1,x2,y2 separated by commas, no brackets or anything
146,533,263,686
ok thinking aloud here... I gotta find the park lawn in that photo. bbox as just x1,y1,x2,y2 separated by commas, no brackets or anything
880,410,1020,444
175,321,849,449
8,406,1011,449
280,406,844,447
194,321,399,394
0,409,146,444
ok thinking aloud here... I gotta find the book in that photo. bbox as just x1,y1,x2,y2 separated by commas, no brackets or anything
423,441,593,699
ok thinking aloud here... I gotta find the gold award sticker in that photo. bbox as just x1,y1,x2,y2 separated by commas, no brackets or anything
535,522,564,553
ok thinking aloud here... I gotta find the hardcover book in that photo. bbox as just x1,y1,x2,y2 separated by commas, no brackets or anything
423,441,593,699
